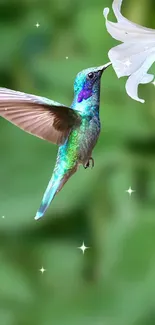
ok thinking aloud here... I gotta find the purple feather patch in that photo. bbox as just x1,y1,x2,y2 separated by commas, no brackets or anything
77,89,92,103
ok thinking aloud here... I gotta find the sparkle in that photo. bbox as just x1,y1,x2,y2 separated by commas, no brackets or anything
1,215,5,219
35,22,40,28
78,241,89,254
125,186,135,196
152,80,155,86
124,59,132,67
39,267,46,274
66,56,68,59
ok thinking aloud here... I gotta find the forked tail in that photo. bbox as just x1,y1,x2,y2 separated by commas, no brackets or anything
35,164,77,220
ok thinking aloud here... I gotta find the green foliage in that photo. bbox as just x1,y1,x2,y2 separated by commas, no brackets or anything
0,0,155,324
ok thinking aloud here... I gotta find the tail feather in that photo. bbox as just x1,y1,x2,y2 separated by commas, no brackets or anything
35,165,77,220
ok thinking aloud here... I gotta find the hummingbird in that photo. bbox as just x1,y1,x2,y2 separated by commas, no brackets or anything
0,62,111,220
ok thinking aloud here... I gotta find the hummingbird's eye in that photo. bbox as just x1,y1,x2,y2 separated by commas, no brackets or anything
87,72,95,79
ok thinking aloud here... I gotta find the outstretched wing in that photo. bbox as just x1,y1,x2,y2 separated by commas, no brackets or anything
0,88,81,145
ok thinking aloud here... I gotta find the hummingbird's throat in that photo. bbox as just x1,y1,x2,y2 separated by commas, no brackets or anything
77,89,92,103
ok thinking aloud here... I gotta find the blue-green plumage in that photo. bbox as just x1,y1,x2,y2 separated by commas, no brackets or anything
0,62,111,220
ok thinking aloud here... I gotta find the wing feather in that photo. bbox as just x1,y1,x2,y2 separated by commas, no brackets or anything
0,88,81,144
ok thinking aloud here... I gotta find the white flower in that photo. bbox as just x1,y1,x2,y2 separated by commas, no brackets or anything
103,0,155,103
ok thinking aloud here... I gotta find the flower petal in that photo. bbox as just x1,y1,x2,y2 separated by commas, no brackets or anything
125,52,155,103
141,73,154,84
103,7,133,42
103,0,155,103
112,0,155,34
103,1,155,43
112,0,134,26
108,42,155,77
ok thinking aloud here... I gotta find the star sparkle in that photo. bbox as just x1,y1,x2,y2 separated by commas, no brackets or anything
124,59,132,67
126,186,135,196
1,215,5,219
35,22,40,28
39,267,46,274
78,242,89,254
65,56,68,59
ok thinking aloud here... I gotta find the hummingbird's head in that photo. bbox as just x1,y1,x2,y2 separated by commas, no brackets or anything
74,62,111,103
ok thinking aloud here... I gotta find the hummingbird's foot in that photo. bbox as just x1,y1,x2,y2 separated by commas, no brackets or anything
84,157,94,169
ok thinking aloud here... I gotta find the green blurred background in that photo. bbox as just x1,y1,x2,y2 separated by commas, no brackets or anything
1,0,155,324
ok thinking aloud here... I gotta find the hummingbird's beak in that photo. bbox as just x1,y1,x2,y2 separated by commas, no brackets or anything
98,62,112,72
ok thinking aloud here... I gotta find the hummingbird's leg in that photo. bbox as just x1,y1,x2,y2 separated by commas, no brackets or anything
89,157,94,168
84,161,89,169
84,157,94,169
